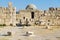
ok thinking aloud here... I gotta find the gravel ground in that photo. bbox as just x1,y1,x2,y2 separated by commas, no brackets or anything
0,26,60,40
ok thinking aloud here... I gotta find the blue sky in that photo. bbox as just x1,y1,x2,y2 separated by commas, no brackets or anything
0,0,60,11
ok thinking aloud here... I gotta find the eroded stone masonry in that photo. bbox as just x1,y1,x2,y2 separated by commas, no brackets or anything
0,2,60,26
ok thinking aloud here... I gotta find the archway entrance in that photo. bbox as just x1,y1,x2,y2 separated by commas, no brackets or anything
31,12,34,19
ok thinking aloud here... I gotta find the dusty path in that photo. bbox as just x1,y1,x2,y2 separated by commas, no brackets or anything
0,26,60,40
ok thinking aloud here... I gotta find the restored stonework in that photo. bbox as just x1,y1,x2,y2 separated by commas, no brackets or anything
16,4,60,26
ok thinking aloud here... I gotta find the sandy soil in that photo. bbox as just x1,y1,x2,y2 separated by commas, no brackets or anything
0,26,60,40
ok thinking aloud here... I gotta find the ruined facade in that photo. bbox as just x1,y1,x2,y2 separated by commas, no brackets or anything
0,2,60,26
16,4,60,26
0,2,16,26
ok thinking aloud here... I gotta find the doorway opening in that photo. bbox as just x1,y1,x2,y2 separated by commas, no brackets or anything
31,12,34,19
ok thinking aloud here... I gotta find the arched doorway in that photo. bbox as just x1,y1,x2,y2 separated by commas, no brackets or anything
31,12,34,19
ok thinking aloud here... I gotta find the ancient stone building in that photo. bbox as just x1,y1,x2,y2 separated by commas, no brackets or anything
0,2,60,26
0,2,16,26
16,4,43,26
16,4,60,26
